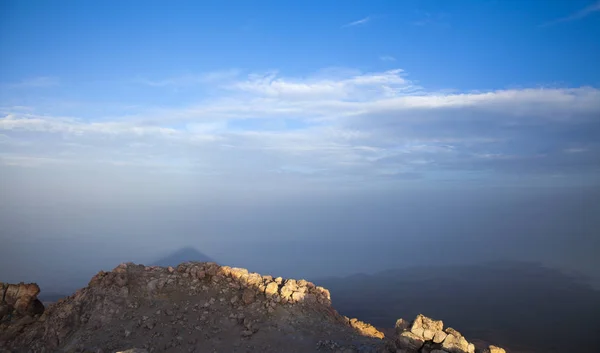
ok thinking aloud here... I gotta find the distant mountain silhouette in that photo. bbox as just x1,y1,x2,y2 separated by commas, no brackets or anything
151,247,216,267
315,261,600,353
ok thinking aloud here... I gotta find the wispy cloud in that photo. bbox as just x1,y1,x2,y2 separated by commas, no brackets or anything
1,77,60,89
1,68,599,184
540,1,600,27
379,55,396,62
342,16,370,28
410,11,449,27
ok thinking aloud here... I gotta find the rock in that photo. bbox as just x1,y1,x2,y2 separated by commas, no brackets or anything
396,331,425,351
303,293,317,303
242,288,255,304
420,342,439,353
246,273,262,286
116,349,149,353
347,317,385,339
410,314,443,339
395,318,410,333
432,330,447,344
291,291,305,302
411,325,424,338
0,282,44,316
0,303,10,320
482,346,506,353
391,315,483,353
440,330,471,353
114,273,128,287
264,282,279,296
0,263,507,353
279,283,295,300
316,286,331,300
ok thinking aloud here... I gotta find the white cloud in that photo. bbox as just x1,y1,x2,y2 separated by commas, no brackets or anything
342,16,370,28
1,68,599,183
231,69,413,101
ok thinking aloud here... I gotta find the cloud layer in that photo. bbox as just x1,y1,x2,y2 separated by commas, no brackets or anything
1,68,599,186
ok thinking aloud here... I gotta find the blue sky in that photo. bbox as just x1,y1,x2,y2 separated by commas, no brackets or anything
2,0,600,292
1,0,600,187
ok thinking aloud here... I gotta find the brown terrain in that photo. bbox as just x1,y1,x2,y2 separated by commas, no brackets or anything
1,261,505,353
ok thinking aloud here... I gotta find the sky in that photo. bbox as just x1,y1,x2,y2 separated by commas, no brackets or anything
1,1,599,290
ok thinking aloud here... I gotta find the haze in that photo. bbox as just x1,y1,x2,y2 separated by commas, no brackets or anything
1,1,600,294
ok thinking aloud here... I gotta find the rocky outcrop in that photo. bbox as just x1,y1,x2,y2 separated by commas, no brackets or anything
0,282,44,320
0,263,506,353
0,262,383,352
391,314,505,353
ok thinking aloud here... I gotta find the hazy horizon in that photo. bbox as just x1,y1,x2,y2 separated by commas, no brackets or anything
2,179,600,292
1,1,600,296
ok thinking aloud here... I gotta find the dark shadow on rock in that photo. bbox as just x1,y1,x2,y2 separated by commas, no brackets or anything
151,247,217,267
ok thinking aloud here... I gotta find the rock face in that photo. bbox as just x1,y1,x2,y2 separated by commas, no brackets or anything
0,263,506,353
0,282,45,319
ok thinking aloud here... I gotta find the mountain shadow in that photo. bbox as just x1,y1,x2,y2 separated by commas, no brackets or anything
151,247,217,267
314,261,600,353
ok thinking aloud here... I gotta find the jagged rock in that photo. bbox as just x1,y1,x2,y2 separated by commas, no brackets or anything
410,314,443,341
392,315,483,353
440,328,473,353
0,282,44,318
345,317,384,339
280,281,295,300
432,330,447,344
264,281,279,296
0,263,505,353
481,346,506,353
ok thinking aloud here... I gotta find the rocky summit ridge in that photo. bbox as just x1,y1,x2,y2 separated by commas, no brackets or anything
1,262,506,353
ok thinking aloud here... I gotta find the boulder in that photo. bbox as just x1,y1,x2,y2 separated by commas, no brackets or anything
396,331,425,351
482,346,506,353
0,282,44,317
410,314,444,340
392,315,482,353
441,328,472,353
264,282,279,297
